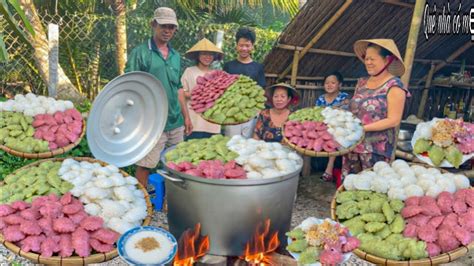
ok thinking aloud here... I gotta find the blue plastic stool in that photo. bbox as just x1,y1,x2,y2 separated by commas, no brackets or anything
149,173,165,211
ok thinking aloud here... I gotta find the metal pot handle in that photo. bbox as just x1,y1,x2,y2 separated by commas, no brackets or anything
158,170,187,188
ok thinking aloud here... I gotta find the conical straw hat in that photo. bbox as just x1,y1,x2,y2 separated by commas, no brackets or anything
185,38,223,61
353,39,405,76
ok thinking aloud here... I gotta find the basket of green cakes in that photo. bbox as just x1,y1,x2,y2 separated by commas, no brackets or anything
330,160,474,265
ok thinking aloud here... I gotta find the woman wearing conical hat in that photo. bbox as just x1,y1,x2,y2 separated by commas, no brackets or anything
342,39,410,176
178,38,224,139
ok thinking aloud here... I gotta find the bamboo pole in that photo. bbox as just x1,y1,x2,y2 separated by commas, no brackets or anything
401,0,426,88
278,0,353,80
292,84,424,90
276,43,474,68
431,81,474,89
417,63,436,118
290,50,300,86
66,42,83,94
417,42,474,84
290,49,307,177
277,44,354,57
438,63,474,69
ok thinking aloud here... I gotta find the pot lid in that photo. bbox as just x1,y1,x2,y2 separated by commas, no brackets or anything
87,71,168,167
160,146,302,186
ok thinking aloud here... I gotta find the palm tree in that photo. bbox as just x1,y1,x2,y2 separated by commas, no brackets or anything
137,0,298,21
34,0,130,75
123,0,297,72
0,0,34,62
181,0,299,18
2,0,296,102
2,0,129,99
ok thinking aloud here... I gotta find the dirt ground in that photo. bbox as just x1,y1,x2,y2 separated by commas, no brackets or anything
0,173,472,265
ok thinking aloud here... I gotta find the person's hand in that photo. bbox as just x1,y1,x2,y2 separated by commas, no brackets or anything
184,117,193,136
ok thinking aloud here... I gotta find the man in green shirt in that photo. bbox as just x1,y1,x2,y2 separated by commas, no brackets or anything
125,7,192,186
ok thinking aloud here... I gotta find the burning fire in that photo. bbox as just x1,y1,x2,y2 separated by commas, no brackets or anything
240,219,280,265
173,223,210,266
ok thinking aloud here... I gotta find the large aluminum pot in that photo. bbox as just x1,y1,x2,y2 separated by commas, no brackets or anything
161,147,302,256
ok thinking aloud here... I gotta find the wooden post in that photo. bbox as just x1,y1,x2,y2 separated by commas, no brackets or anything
393,0,425,162
401,0,426,88
289,49,311,177
417,63,436,118
278,0,352,80
290,50,299,86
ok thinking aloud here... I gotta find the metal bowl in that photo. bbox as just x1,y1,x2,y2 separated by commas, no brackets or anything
398,129,413,141
397,140,413,152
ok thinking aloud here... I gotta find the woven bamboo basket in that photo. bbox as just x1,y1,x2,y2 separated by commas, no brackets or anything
0,157,153,265
330,164,474,265
282,126,365,157
0,122,86,159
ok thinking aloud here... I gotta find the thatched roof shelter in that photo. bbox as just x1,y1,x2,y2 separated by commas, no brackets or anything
263,0,473,119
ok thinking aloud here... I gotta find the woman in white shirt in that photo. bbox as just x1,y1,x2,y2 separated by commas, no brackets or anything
178,38,224,139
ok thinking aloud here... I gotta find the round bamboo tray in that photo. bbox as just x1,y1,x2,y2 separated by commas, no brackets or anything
330,164,474,265
0,122,86,159
201,113,257,126
0,157,153,265
282,126,365,157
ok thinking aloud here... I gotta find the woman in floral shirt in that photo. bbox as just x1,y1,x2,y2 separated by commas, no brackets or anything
315,72,349,108
343,39,410,175
253,83,300,142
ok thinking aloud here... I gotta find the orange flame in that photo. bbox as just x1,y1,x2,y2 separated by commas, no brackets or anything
240,219,280,265
173,223,210,266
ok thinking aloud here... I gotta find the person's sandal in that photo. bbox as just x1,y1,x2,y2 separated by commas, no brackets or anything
321,172,333,182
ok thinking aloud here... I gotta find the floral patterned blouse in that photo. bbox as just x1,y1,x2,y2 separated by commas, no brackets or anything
254,109,286,143
316,92,350,107
348,77,409,158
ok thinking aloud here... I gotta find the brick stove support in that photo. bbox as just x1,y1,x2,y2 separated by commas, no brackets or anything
195,253,297,265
